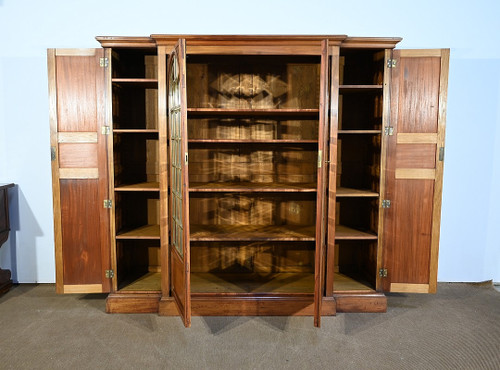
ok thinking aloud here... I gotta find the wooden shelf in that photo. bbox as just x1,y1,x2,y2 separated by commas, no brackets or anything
113,129,159,134
116,225,160,239
338,130,381,134
115,182,160,192
333,272,374,292
191,272,314,294
335,225,377,240
190,224,316,241
336,187,379,197
119,272,161,292
187,108,320,117
339,85,383,92
188,139,317,144
112,78,158,88
189,182,317,193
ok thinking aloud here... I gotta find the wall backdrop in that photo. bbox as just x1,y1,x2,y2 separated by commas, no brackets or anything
1,0,499,283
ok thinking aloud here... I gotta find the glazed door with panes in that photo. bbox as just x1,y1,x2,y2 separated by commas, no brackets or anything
382,49,449,293
168,39,191,327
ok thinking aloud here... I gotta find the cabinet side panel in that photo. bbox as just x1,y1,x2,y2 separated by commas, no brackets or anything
60,179,103,285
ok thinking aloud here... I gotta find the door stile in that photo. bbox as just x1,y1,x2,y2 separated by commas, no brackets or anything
325,45,340,297
314,39,330,327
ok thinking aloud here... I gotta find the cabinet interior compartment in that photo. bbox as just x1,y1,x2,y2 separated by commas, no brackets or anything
188,144,317,187
114,192,160,238
190,241,314,294
186,55,320,109
112,84,158,130
113,133,159,187
112,48,157,79
116,239,161,291
339,49,385,85
333,240,377,292
335,197,378,236
188,117,319,141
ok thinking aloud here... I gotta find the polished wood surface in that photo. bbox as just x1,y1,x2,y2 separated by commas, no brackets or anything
334,293,386,313
0,184,14,294
383,49,449,293
48,49,111,294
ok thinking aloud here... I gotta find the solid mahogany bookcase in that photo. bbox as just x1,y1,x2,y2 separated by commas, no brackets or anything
48,35,449,327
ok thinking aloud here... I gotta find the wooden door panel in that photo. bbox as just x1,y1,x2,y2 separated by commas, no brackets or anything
168,39,191,327
383,49,449,293
48,49,111,294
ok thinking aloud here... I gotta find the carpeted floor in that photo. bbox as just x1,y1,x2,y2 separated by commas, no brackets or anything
1,282,499,369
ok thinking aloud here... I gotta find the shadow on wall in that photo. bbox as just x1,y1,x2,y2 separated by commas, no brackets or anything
5,185,44,283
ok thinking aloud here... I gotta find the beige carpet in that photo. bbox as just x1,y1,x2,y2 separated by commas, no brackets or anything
1,282,499,369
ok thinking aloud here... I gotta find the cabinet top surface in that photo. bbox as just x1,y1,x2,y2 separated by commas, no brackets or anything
95,35,402,48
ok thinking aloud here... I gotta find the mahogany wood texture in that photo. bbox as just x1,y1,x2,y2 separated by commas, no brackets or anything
382,49,449,293
48,49,111,294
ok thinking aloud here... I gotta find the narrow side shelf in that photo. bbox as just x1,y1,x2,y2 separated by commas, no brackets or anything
115,182,160,191
336,187,379,197
189,182,317,193
338,130,381,135
116,224,160,239
112,78,158,88
188,139,317,144
339,85,383,92
335,225,377,240
190,224,316,241
113,129,159,134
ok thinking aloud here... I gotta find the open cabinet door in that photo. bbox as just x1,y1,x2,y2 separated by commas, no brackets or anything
383,49,449,293
314,40,330,327
168,40,191,327
48,49,111,294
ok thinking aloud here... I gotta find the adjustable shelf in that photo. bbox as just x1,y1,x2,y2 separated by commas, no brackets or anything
336,187,379,197
334,225,378,240
114,182,160,192
188,139,317,144
187,108,320,117
339,85,383,92
338,130,381,135
190,224,316,242
112,78,158,88
116,224,160,240
189,182,317,192
113,129,159,134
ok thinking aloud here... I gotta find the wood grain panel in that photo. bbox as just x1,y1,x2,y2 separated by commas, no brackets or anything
58,132,98,143
384,180,434,286
397,133,437,144
59,168,99,179
56,55,101,132
390,283,429,293
58,143,98,168
60,180,103,286
395,144,436,169
396,57,440,134
63,284,103,293
395,168,436,179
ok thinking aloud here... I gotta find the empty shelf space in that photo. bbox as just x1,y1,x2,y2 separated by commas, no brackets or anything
338,130,381,135
189,182,317,193
113,129,159,134
191,272,314,294
188,139,317,144
336,187,379,197
339,85,383,92
335,225,377,240
119,272,161,292
112,78,158,88
190,224,316,241
187,108,320,117
333,272,374,292
115,182,160,191
116,225,160,239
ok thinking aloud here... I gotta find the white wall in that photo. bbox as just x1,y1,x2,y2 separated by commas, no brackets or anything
0,0,499,283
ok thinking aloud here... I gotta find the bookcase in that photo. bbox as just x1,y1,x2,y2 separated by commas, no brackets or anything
48,35,449,327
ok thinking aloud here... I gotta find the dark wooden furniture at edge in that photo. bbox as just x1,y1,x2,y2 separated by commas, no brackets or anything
47,35,449,327
0,183,14,294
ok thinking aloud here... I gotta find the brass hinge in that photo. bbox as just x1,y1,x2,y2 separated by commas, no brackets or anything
387,59,397,68
50,146,56,161
99,57,109,68
439,147,445,161
317,150,322,168
384,126,394,136
105,269,114,278
379,268,388,278
382,199,391,209
101,126,111,135
103,199,112,208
